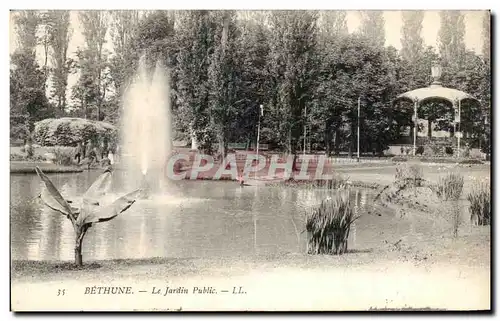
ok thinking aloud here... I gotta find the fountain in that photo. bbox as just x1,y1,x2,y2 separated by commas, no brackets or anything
120,55,173,195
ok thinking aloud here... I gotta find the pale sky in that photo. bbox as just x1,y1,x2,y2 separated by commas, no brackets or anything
9,10,487,107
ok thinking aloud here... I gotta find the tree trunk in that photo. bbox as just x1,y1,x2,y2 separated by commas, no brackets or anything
74,231,84,266
74,226,89,266
427,119,432,138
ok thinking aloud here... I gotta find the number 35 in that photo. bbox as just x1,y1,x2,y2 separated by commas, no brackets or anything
57,289,66,296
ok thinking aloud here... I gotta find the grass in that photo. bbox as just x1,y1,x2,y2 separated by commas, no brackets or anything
434,173,464,201
432,172,464,238
10,161,83,173
467,180,491,226
49,146,76,166
306,190,359,255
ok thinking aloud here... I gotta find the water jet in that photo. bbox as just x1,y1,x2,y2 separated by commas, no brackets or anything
120,55,173,195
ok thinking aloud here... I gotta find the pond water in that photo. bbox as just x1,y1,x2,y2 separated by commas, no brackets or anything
11,170,393,261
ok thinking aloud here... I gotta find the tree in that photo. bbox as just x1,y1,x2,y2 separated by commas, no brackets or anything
400,11,424,64
12,10,39,54
10,51,54,145
11,11,53,151
35,167,141,266
207,11,241,157
76,11,110,120
174,10,217,153
438,10,466,67
109,10,140,96
320,11,348,37
43,10,72,113
231,15,271,149
267,11,319,162
359,11,385,47
481,11,490,62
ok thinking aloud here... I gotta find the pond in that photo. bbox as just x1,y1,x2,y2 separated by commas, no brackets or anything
11,170,388,261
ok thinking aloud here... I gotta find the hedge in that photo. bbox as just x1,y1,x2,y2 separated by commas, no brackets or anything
34,118,116,147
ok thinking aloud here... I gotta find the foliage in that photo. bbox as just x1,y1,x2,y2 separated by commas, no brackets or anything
359,11,386,47
306,191,359,255
434,172,464,201
49,146,76,166
467,180,490,225
10,50,54,141
394,163,423,188
42,10,72,112
72,11,110,121
35,166,142,266
34,117,116,146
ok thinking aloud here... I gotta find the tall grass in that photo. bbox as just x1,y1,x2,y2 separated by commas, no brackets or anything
434,173,464,201
433,172,464,237
49,146,76,166
467,180,491,226
306,190,359,255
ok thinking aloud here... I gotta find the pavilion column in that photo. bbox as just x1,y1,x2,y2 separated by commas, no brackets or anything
413,100,418,156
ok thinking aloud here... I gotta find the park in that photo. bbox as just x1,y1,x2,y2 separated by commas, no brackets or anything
10,10,491,311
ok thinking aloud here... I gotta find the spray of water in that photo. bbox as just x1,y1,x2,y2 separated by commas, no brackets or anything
120,55,173,193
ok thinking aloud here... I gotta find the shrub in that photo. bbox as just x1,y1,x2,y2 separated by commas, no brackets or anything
312,174,349,190
306,191,359,255
459,159,483,165
434,173,464,201
34,118,116,147
467,180,491,226
49,146,76,166
391,156,408,162
445,146,454,155
394,164,423,188
433,172,464,237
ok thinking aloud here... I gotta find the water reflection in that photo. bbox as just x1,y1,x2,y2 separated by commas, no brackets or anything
11,171,378,261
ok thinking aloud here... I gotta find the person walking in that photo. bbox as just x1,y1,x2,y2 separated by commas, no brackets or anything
74,141,83,164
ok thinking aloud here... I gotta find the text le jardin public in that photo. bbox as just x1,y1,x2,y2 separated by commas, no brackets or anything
84,286,246,296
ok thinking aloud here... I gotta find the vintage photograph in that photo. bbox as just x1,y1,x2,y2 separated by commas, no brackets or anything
9,9,491,311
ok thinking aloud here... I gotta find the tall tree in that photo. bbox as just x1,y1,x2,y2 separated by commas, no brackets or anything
175,10,217,152
10,10,51,153
320,11,348,37
43,10,72,113
267,10,319,160
207,11,240,157
76,10,110,120
400,11,424,65
231,15,271,150
109,10,140,95
481,11,490,62
438,10,466,66
12,10,39,54
10,52,54,148
359,11,385,47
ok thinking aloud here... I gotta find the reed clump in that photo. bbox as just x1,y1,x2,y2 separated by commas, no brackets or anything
306,190,359,255
434,173,464,201
433,172,464,238
467,180,490,226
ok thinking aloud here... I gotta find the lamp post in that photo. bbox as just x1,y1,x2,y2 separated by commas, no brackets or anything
357,97,360,162
255,104,263,178
303,104,307,156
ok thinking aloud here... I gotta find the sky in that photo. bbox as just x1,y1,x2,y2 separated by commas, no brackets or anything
9,10,488,106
